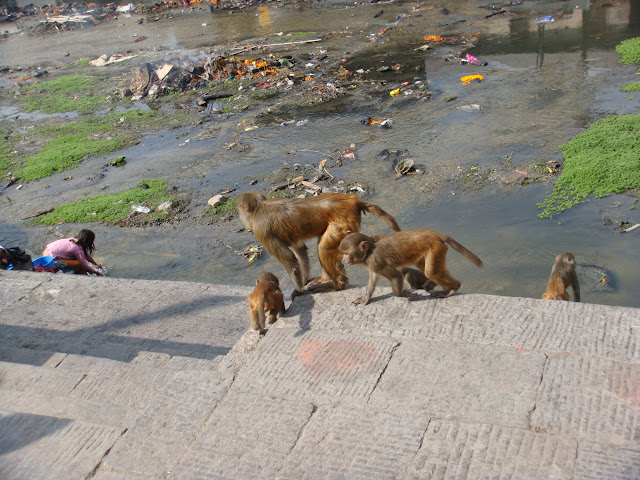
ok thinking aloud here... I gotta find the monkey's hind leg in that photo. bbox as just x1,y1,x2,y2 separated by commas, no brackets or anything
308,225,350,292
270,239,307,298
423,244,462,298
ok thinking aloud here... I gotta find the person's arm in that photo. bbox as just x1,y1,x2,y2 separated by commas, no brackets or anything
85,251,102,268
74,246,102,276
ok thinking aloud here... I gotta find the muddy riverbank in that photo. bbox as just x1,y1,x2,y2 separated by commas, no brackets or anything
1,0,639,307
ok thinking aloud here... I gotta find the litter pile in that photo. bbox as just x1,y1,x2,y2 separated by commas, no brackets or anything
28,4,120,34
119,54,298,100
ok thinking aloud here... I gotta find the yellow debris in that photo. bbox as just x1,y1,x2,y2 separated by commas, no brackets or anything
461,74,484,85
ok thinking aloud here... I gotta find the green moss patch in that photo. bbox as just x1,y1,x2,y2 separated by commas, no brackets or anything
537,114,640,218
620,81,640,92
202,195,238,217
30,179,171,225
18,74,108,114
9,110,156,181
280,32,317,41
616,37,640,65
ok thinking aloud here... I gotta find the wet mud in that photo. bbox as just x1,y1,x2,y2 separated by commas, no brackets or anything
1,0,640,307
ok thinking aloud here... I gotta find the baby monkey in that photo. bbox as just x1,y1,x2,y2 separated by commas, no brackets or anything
247,272,286,333
339,230,483,305
542,252,580,302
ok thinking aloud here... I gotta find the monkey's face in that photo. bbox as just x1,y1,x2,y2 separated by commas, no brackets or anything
342,253,356,265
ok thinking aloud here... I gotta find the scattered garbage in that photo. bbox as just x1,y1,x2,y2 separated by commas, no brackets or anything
624,224,640,233
360,117,392,129
116,3,135,13
579,263,616,293
378,149,424,177
457,104,482,111
90,54,138,67
537,15,554,23
242,245,263,263
461,74,484,85
271,175,305,192
333,144,356,167
131,204,151,213
157,201,173,212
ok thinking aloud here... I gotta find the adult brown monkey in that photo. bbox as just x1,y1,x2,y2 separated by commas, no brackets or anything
237,192,400,298
339,230,483,304
542,252,580,302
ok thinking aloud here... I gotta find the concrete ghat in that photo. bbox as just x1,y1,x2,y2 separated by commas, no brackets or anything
0,270,638,479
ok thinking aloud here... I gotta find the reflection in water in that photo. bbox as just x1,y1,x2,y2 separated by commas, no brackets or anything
536,23,545,69
257,6,271,28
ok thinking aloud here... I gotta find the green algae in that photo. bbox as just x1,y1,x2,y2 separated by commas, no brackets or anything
280,32,317,41
620,81,640,92
18,74,108,114
537,114,640,218
29,179,171,225
202,195,238,217
9,110,156,182
616,37,640,93
616,37,640,65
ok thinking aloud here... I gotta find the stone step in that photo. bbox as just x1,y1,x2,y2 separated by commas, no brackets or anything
0,408,126,480
0,357,175,409
0,344,226,373
0,389,140,428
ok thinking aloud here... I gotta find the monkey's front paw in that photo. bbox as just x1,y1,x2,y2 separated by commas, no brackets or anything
352,297,369,305
401,289,418,298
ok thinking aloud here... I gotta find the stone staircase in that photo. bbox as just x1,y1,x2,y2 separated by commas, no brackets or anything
0,271,252,479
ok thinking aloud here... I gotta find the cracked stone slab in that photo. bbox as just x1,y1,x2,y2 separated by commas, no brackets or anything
168,391,314,479
368,340,546,428
407,419,578,479
0,360,86,397
0,411,124,480
575,439,640,479
283,292,640,360
531,355,640,444
277,405,429,479
105,370,233,476
231,329,398,403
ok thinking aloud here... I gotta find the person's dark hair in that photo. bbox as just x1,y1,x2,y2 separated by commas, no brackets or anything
74,229,96,255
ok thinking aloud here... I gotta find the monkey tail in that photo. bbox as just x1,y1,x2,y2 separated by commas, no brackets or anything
444,237,484,268
361,201,401,232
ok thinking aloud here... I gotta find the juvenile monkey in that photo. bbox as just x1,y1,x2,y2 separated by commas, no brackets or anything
247,272,286,333
339,230,483,305
237,192,400,298
542,252,580,302
401,267,437,292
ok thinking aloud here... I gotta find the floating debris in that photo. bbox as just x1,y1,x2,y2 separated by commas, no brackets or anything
242,245,263,263
461,74,484,85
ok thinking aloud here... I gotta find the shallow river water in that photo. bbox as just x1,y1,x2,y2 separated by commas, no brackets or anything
1,0,639,307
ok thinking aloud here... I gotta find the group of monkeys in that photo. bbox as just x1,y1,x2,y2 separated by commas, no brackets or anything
239,192,581,333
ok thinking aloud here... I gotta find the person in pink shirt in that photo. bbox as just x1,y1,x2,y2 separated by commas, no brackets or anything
43,229,104,276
